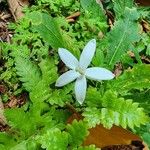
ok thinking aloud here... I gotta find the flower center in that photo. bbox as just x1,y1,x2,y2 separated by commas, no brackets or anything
76,67,85,75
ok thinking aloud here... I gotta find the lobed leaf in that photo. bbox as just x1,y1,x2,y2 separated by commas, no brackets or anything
36,128,69,150
109,64,150,94
67,120,89,148
29,12,67,49
15,57,41,92
106,8,140,67
83,90,148,129
113,0,134,18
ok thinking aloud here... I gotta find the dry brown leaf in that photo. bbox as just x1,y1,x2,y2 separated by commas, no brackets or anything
7,0,29,21
0,96,7,125
66,11,80,23
67,113,148,149
142,20,150,32
136,0,150,6
66,11,80,19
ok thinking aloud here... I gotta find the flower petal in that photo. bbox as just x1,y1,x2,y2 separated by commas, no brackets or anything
55,70,80,87
75,76,87,104
79,39,96,70
58,48,78,69
85,67,115,81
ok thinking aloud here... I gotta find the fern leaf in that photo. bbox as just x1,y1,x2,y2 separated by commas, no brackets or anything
15,57,41,92
106,7,140,67
83,90,148,129
4,108,36,138
67,120,89,148
29,80,51,103
0,132,16,150
36,128,69,150
109,64,150,94
39,57,58,85
47,85,72,106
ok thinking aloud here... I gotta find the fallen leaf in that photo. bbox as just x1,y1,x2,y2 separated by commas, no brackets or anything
67,113,147,149
7,0,29,20
0,96,7,125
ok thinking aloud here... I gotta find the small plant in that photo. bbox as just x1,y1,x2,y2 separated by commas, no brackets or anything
0,0,150,149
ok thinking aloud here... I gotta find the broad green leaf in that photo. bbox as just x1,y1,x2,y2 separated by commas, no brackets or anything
29,12,67,49
113,0,134,18
106,8,140,67
81,0,106,21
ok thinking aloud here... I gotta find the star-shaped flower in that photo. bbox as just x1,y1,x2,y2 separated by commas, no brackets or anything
55,39,115,104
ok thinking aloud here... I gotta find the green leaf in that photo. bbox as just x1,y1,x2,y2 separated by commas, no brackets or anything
39,57,58,85
29,80,51,103
47,85,72,106
83,107,101,128
106,7,140,67
36,128,69,150
67,120,89,148
135,123,150,148
109,64,150,94
81,0,106,21
73,145,100,150
83,90,148,129
113,0,134,18
29,12,67,49
4,108,36,138
15,57,41,92
0,132,16,150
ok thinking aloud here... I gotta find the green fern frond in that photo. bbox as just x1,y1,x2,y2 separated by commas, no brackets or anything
29,80,51,103
83,90,148,129
15,57,41,92
0,132,16,150
109,64,150,94
4,108,37,138
36,128,69,150
67,120,89,148
102,90,148,128
39,57,58,85
47,85,73,106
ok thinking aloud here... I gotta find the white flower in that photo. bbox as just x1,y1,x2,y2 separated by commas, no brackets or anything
55,39,115,104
